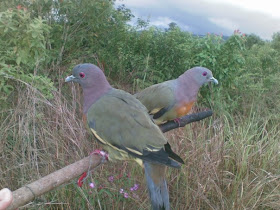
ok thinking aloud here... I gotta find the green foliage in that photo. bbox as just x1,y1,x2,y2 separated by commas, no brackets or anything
0,6,55,103
0,1,279,209
245,33,265,49
47,0,133,65
271,32,280,51
0,1,279,114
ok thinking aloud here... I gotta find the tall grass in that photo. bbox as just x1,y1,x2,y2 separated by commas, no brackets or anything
0,79,279,209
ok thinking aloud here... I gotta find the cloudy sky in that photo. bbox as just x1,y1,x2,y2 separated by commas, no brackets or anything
115,0,280,40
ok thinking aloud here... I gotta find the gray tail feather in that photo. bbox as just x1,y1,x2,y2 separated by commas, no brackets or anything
144,161,170,210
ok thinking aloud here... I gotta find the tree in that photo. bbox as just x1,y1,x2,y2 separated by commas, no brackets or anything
271,32,280,51
167,22,178,31
245,33,264,49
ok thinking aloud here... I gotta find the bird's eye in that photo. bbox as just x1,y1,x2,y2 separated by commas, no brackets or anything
79,72,85,78
202,71,207,76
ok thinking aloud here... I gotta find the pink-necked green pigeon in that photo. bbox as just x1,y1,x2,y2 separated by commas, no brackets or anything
135,67,218,125
65,63,184,210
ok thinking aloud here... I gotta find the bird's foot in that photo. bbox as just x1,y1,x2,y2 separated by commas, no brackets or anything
174,118,181,126
90,149,109,163
77,150,109,187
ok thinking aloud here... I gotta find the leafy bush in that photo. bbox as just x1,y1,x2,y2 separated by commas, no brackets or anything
0,1,279,209
0,6,55,104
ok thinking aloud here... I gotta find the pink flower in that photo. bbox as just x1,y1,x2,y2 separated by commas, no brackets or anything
130,183,139,191
89,182,95,188
108,176,114,182
119,188,124,194
234,29,241,34
124,192,129,198
133,184,139,191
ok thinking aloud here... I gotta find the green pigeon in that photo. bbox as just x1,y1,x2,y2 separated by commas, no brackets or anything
65,63,184,210
135,67,218,125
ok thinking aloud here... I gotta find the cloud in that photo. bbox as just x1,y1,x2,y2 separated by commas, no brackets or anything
209,18,239,32
116,0,161,8
116,0,280,39
150,17,173,28
205,0,280,18
167,0,280,39
149,17,190,30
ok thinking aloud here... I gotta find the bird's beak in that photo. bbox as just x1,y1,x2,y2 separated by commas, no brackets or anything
65,75,75,82
209,77,218,85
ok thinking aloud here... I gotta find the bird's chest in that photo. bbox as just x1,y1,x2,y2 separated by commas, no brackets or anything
175,101,195,117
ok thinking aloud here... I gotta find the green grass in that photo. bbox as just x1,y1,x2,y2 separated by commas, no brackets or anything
0,82,279,209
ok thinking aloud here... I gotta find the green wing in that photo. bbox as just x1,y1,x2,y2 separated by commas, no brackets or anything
87,89,182,167
135,80,176,118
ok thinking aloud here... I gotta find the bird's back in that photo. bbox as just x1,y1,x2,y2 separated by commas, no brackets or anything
87,88,182,168
135,80,177,116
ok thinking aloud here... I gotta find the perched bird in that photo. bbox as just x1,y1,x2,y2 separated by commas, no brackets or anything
135,67,218,125
65,63,183,210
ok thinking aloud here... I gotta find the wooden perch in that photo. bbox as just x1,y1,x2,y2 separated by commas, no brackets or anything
7,110,212,210
7,155,102,210
159,110,213,132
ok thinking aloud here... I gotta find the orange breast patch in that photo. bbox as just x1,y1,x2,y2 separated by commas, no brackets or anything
175,101,195,117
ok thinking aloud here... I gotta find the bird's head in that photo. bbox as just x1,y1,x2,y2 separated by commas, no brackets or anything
65,63,110,89
182,67,218,86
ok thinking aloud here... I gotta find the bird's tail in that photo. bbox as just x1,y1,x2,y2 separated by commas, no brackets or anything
144,161,170,210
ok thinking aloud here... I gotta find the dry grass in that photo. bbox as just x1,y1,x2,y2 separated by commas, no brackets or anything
0,80,279,209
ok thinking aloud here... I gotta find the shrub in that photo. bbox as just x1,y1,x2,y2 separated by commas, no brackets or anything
0,6,55,105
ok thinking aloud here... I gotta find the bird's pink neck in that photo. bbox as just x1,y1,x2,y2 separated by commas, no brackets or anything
177,75,200,102
83,85,112,114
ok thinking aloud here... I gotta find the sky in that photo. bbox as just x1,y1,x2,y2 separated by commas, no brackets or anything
115,0,280,40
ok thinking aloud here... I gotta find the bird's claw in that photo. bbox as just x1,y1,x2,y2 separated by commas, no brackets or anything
77,150,109,187
174,118,181,126
90,149,109,162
